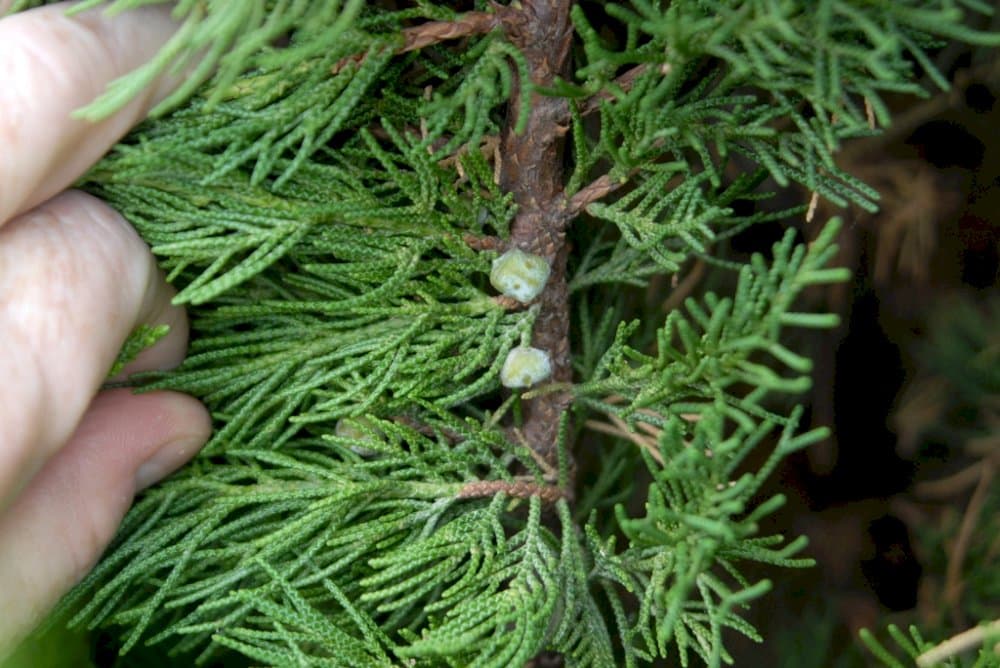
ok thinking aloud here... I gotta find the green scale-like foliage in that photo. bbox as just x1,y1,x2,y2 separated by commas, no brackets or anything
8,0,998,666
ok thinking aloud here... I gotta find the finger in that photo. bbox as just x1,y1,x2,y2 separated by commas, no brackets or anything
0,388,211,653
0,2,183,222
0,190,188,509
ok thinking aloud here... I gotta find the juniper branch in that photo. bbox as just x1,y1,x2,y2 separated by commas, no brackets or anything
497,0,576,471
567,172,631,215
333,7,508,73
9,1,998,665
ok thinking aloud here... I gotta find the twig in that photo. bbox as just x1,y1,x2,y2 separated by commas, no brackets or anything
583,417,665,465
495,0,575,470
806,191,819,223
915,458,991,499
943,462,995,626
392,415,463,443
864,96,876,130
333,9,505,73
578,64,650,116
549,64,652,128
462,233,502,251
438,134,501,174
600,394,699,423
400,11,502,54
608,413,665,463
510,427,560,479
457,478,565,503
584,419,655,454
556,65,657,213
661,259,706,314
492,294,527,310
916,619,1000,668
566,173,626,215
634,418,663,440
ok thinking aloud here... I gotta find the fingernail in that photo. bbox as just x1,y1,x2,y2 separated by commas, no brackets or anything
134,434,202,491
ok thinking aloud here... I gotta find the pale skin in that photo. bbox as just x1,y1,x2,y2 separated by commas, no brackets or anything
0,2,211,653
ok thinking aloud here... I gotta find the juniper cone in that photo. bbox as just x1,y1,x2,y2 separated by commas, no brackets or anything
8,0,999,665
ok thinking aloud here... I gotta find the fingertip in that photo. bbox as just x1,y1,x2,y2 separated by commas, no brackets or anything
111,272,191,381
0,190,191,496
0,2,182,221
133,391,212,491
0,389,211,649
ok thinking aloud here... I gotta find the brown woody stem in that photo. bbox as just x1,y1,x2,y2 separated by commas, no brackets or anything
364,3,586,497
497,0,575,471
578,64,649,116
334,9,507,73
567,172,627,215
457,479,565,503
399,10,502,54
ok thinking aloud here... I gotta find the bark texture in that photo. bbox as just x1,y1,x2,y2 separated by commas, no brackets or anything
498,0,575,470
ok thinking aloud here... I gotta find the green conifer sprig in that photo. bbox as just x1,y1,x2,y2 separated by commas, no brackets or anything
56,221,843,665
577,220,849,422
8,0,372,117
566,0,999,215
861,621,1000,668
572,222,845,665
9,0,998,665
58,415,552,659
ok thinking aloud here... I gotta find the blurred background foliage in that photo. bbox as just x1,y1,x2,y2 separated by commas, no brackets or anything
726,27,1000,668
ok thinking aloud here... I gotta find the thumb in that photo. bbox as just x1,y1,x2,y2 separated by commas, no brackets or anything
0,389,211,654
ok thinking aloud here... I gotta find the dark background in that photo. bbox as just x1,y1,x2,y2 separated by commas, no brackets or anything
728,48,1000,667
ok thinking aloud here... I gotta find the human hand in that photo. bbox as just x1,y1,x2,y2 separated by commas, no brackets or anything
0,2,211,652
